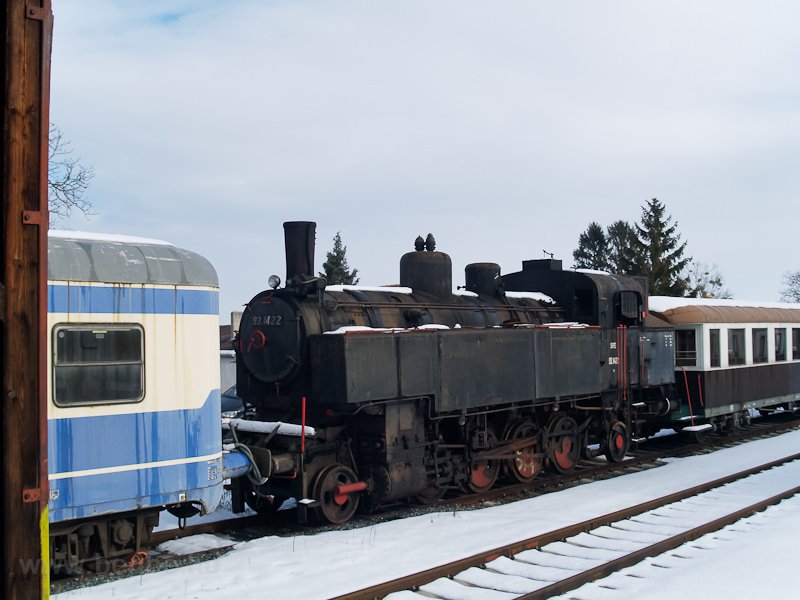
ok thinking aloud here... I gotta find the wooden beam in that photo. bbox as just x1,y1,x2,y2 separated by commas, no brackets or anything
1,1,52,598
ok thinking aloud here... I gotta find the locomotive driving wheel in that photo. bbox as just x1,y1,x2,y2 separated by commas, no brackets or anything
468,430,500,492
546,414,581,474
603,421,629,463
503,420,542,483
311,464,361,524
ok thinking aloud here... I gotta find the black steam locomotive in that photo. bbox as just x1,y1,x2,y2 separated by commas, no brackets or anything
230,222,675,523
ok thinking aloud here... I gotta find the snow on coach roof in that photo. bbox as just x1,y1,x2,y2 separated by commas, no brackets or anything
47,230,218,287
649,296,800,324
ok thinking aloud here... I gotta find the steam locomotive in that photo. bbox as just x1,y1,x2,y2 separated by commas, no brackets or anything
229,222,675,523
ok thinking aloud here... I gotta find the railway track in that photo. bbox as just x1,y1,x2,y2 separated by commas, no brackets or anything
50,414,800,595
333,451,800,599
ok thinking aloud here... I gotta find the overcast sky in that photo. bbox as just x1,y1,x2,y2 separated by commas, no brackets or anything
50,1,800,321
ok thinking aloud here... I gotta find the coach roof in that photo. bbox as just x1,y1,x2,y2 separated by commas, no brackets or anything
649,296,800,324
48,231,218,287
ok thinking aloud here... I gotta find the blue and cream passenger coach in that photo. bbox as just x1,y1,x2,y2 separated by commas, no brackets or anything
47,231,226,569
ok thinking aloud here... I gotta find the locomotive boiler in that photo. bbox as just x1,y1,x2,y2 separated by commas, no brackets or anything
231,222,675,523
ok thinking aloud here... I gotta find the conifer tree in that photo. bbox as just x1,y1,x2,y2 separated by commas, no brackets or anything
606,220,638,275
632,198,691,296
572,222,611,271
320,232,360,285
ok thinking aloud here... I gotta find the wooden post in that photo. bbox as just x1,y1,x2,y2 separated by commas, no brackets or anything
1,1,52,598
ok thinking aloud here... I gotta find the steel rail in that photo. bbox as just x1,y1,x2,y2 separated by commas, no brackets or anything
332,451,800,600
518,484,800,599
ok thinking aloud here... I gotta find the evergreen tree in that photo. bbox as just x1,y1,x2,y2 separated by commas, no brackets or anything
606,220,638,275
632,198,691,296
572,222,611,271
320,232,360,285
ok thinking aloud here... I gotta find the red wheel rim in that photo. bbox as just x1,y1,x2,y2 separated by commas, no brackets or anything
554,435,575,470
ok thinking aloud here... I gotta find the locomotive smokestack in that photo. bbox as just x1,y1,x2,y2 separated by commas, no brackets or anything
283,221,316,284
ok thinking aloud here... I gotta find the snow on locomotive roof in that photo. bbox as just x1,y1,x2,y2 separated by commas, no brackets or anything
649,296,800,324
505,290,556,304
49,229,173,246
326,285,555,304
326,285,413,294
48,231,218,287
572,267,611,275
325,324,452,335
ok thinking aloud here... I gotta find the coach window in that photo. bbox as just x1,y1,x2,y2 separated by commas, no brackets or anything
675,329,697,366
709,329,721,368
53,324,145,406
775,328,787,362
752,328,768,364
728,328,746,366
793,328,800,360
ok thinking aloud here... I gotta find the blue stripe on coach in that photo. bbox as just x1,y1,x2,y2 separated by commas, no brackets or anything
47,284,219,315
48,390,222,475
49,460,225,522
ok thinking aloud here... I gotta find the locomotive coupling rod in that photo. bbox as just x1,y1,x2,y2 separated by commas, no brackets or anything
475,436,538,461
333,481,368,506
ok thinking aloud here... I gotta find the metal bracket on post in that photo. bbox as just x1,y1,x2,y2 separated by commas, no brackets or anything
22,210,42,225
26,4,46,20
22,488,42,503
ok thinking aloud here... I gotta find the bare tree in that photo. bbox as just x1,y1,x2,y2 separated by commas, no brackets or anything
780,271,800,303
48,123,95,223
687,262,732,299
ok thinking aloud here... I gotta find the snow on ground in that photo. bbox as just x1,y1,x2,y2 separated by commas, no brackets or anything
56,430,800,600
552,493,800,600
156,534,236,557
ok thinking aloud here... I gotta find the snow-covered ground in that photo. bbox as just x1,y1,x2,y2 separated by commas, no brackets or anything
55,429,800,600
553,493,800,600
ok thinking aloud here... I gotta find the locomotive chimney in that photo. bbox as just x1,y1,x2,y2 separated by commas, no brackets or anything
283,221,316,285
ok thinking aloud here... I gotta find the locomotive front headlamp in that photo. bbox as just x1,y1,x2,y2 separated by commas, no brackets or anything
268,274,281,289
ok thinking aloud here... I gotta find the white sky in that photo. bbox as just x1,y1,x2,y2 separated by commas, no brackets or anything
54,429,800,599
49,1,800,321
